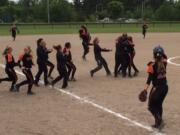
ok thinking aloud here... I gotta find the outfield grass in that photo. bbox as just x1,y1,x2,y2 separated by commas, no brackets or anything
0,23,180,35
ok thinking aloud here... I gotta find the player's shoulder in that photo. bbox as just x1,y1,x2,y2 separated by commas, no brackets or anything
147,61,155,74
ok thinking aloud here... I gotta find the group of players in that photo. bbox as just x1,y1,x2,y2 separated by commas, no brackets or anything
0,23,168,130
0,38,76,95
79,26,139,78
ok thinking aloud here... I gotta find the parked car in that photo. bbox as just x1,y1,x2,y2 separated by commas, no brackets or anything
125,19,138,23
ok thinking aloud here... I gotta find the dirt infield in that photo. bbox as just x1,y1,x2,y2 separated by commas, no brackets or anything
0,33,180,135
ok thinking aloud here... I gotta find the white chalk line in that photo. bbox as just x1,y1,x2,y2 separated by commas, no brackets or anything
0,63,164,135
167,56,180,67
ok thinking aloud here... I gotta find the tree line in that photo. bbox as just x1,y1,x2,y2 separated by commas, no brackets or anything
0,0,180,23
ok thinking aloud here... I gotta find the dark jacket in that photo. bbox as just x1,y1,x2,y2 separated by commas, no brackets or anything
93,44,110,60
36,45,47,64
18,53,33,69
5,53,16,69
56,51,67,70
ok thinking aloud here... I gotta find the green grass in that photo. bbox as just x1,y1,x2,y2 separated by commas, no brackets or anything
1,23,180,35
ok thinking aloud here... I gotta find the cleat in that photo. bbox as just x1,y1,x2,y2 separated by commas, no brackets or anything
90,71,94,77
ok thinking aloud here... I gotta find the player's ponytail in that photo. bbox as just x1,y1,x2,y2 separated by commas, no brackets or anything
3,47,10,56
53,45,62,51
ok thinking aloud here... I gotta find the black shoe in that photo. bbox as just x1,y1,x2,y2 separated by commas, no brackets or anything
90,71,94,77
34,82,40,87
9,87,14,92
14,85,20,92
107,72,111,76
9,85,17,92
82,56,86,61
27,91,35,95
44,82,50,86
152,118,162,129
62,84,68,89
134,71,139,77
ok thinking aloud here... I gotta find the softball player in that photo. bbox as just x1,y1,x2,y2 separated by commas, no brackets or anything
79,25,91,60
15,46,35,95
143,46,168,129
142,22,148,39
0,47,18,91
10,23,19,41
34,38,49,86
63,42,77,81
90,37,112,77
51,45,68,89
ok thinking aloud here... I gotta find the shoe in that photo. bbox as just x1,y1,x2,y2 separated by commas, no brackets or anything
14,85,20,92
158,120,165,130
34,82,40,87
82,56,86,61
134,71,139,77
90,71,94,77
107,72,111,76
10,85,18,92
27,91,35,95
152,118,162,129
44,82,50,86
62,84,68,89
9,87,15,92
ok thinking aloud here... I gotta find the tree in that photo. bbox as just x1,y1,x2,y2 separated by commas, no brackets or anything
107,1,123,20
0,0,8,7
155,2,177,21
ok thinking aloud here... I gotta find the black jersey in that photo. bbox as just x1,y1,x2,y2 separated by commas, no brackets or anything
56,51,67,69
93,44,110,60
5,53,16,69
146,56,167,86
18,53,33,68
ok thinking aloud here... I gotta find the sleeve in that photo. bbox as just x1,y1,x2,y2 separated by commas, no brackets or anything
146,63,154,85
101,49,110,52
100,46,111,52
147,62,154,74
146,73,153,85
38,48,46,62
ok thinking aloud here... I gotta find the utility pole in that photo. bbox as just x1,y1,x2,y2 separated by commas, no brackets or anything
141,0,145,20
47,0,50,23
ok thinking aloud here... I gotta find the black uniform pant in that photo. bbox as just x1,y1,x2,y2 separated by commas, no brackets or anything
82,41,89,58
16,68,34,93
0,67,17,90
114,54,122,77
121,54,130,77
52,67,68,88
143,30,146,38
148,85,168,126
46,60,54,77
91,58,111,75
67,62,76,80
35,63,48,85
12,32,16,41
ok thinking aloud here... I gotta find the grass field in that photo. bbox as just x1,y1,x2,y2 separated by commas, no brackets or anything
0,23,180,35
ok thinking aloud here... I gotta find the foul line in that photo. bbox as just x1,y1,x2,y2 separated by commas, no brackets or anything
0,63,164,135
167,56,180,67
